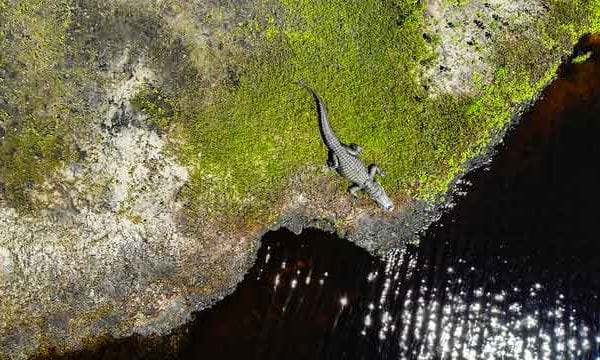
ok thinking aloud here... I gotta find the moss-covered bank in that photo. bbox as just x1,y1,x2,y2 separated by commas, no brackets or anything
2,0,600,219
142,0,600,221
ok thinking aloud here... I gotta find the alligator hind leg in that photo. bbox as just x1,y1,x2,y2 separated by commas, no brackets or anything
345,143,363,156
368,164,384,178
348,184,361,200
327,150,339,170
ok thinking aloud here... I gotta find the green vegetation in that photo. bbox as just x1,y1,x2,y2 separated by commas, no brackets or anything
0,117,72,209
0,0,78,211
180,0,433,218
2,0,600,221
131,87,176,131
572,51,592,64
178,0,600,220
459,0,600,176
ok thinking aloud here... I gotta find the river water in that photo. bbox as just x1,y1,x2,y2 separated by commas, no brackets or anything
48,35,600,359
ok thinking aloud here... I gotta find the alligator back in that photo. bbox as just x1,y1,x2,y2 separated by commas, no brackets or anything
336,151,370,186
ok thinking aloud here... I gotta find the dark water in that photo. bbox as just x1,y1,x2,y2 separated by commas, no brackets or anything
49,35,600,359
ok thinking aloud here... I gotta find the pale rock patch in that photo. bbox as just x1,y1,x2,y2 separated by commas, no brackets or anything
422,0,546,95
0,58,212,357
0,247,12,275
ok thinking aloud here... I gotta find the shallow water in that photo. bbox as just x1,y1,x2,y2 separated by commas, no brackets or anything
49,35,600,359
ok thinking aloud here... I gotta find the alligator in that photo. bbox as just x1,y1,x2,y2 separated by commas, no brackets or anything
298,82,394,211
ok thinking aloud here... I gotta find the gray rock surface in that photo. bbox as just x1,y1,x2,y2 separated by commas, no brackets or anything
423,0,546,95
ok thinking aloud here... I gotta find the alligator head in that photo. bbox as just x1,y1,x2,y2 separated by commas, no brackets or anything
367,181,394,211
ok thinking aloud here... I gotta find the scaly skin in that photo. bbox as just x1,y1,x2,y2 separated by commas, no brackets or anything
298,82,394,211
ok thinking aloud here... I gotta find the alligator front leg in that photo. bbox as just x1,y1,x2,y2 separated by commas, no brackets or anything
368,164,384,178
327,150,339,170
348,184,361,200
345,143,363,156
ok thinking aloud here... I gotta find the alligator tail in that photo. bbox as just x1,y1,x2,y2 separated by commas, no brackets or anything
295,81,343,151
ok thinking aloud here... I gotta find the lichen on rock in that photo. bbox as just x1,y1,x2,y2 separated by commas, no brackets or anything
0,55,229,358
422,0,547,95
0,1,258,357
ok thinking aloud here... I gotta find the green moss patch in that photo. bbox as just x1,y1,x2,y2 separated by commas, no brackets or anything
131,87,176,131
0,117,73,209
174,0,600,221
0,0,79,211
180,0,442,219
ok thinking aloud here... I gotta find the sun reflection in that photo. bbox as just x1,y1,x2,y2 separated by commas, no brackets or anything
354,249,600,360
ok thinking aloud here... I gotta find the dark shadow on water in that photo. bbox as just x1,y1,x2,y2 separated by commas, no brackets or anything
46,34,600,359
185,229,383,360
